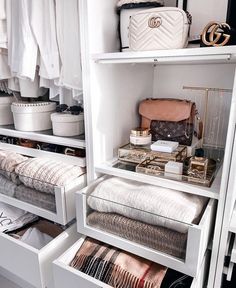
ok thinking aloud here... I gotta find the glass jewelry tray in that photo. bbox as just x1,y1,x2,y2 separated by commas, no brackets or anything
114,146,224,188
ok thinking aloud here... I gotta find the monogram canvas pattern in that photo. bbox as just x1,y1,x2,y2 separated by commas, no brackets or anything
129,8,189,51
150,120,194,146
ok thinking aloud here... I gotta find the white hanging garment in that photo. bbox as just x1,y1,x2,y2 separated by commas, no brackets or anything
0,20,7,48
0,0,6,20
40,77,60,100
0,0,7,49
0,49,11,79
29,0,60,80
19,70,47,98
6,0,38,80
55,0,83,95
8,77,20,92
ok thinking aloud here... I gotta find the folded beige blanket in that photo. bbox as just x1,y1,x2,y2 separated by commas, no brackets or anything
87,177,208,233
0,150,28,184
87,211,187,259
70,237,167,288
15,185,56,212
15,158,85,194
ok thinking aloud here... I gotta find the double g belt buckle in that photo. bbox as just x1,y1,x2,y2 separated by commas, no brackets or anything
201,21,231,47
148,16,162,28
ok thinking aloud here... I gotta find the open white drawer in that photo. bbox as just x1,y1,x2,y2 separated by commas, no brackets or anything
53,236,211,288
0,223,79,288
53,236,112,288
76,176,216,277
0,174,87,225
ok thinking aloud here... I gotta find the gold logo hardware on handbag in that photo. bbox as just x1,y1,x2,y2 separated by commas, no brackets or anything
201,21,231,47
148,16,162,29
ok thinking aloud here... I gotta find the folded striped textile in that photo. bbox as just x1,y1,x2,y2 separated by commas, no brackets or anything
87,177,208,233
15,185,56,212
0,150,28,184
87,211,187,259
70,237,167,288
15,158,85,194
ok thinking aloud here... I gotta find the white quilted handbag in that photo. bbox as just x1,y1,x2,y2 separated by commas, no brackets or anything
129,7,191,51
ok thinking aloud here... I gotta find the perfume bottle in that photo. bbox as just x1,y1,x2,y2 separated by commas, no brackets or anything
188,156,209,179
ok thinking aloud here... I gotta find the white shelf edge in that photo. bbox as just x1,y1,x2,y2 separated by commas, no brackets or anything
95,160,221,199
0,143,86,167
229,203,236,233
0,125,86,149
92,46,236,65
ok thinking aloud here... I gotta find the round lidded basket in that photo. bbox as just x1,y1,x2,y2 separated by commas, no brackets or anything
51,112,84,137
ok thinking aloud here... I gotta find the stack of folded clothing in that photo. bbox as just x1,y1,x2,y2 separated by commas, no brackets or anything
15,157,85,194
0,150,28,184
87,177,208,259
0,150,85,211
70,237,193,288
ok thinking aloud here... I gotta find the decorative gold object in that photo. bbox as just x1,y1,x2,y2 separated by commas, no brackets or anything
148,16,162,29
136,157,167,176
187,156,209,180
118,143,187,164
130,127,150,137
201,21,231,47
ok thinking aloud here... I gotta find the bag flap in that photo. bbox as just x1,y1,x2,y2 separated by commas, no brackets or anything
150,120,193,138
139,99,194,122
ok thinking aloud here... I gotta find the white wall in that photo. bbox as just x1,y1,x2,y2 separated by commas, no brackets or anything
153,63,235,147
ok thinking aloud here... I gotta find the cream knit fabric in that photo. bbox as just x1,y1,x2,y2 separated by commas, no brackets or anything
15,158,85,194
88,177,208,233
0,150,28,184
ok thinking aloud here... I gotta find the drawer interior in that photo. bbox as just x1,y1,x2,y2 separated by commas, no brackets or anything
0,216,78,288
54,236,194,288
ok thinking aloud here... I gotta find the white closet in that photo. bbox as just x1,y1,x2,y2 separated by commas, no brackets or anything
55,0,235,287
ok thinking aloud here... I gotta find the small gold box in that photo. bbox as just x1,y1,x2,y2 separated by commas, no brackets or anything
187,157,209,180
118,143,187,164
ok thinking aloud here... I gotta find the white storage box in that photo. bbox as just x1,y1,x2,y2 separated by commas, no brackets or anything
0,96,14,125
76,175,216,277
11,102,56,132
51,113,84,137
